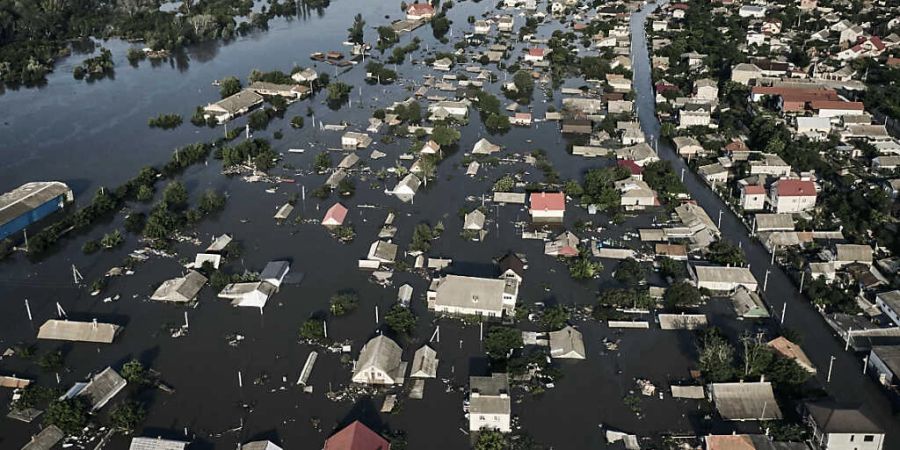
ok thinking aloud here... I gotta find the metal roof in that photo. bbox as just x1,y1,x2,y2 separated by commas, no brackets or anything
37,320,120,344
0,182,71,226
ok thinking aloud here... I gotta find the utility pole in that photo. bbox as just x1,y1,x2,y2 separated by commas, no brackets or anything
770,245,777,265
717,209,723,229
780,302,786,324
763,269,771,292
680,167,685,182
826,356,836,383
24,299,32,322
799,270,806,293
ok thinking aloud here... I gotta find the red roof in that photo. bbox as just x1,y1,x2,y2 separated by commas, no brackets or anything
725,140,749,153
743,184,765,195
322,202,348,226
887,57,900,67
407,3,435,14
324,421,391,450
672,3,689,9
775,179,816,197
528,48,546,57
810,100,864,111
530,192,565,211
617,159,644,175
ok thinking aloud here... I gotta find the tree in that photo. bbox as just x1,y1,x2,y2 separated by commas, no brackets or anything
614,258,645,285
314,152,332,172
484,113,510,133
121,359,147,384
475,429,507,450
109,400,146,433
299,318,326,343
664,280,701,310
37,350,64,372
347,13,365,44
568,254,602,280
100,230,124,249
329,292,359,316
541,305,568,330
198,190,226,214
291,116,305,128
219,76,242,98
162,181,188,209
248,109,271,130
596,288,652,310
484,326,522,359
431,125,460,147
384,305,416,335
708,239,746,266
512,70,535,99
658,256,687,280
698,329,736,382
492,174,516,192
327,81,352,101
45,398,89,435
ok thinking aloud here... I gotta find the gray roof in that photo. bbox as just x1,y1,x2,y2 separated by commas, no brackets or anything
369,241,398,262
151,270,207,303
73,367,127,411
37,320,120,344
1,182,71,227
755,214,795,232
208,90,263,115
471,373,509,396
877,290,900,312
709,382,783,420
470,395,511,415
206,234,233,252
240,441,282,450
353,335,405,383
731,286,769,318
693,265,757,286
872,346,900,378
21,425,64,450
464,210,486,230
835,244,873,263
431,275,512,314
129,437,190,450
548,326,586,359
260,260,290,286
410,345,439,378
805,401,883,434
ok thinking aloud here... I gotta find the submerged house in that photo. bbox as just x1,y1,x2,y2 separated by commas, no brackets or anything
218,282,278,309
322,202,349,228
428,274,519,317
37,319,122,344
392,174,422,203
63,366,127,411
0,181,74,240
203,90,264,123
151,270,208,303
548,326,586,359
323,421,392,450
469,373,511,433
709,381,782,421
352,335,407,385
410,344,439,378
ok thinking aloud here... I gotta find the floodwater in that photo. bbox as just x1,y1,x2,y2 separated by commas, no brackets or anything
0,0,897,449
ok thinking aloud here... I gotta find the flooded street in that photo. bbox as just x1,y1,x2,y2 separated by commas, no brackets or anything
0,0,897,449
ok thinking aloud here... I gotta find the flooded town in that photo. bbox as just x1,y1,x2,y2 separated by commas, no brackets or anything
1,0,900,449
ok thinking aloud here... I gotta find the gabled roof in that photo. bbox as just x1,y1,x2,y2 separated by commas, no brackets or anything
805,400,883,434
323,202,349,226
324,422,391,450
773,179,816,197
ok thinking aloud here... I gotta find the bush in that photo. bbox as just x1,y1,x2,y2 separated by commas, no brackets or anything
329,292,359,316
45,398,89,435
291,116,304,128
148,113,183,129
299,318,326,343
384,305,416,335
484,326,523,359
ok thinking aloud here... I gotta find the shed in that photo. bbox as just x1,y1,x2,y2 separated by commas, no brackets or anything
398,284,413,306
274,203,294,220
671,385,705,399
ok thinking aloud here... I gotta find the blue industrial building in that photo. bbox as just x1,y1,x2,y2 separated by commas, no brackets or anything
0,182,74,240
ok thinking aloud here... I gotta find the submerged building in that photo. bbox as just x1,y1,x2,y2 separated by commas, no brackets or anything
0,182,73,240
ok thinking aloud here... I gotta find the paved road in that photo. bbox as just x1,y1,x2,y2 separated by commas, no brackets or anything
629,2,899,444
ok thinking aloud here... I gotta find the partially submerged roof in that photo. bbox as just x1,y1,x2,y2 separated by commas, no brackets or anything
240,441,283,450
21,425,64,450
548,326,586,359
323,420,391,450
37,320,121,344
0,182,72,227
128,437,190,450
709,382,782,421
67,366,127,411
410,344,438,378
768,336,816,374
151,270,207,303
353,335,406,384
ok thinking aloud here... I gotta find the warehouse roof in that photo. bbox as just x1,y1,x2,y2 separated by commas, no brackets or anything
0,182,71,226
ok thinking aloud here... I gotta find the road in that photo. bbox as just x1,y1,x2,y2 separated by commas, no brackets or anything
629,1,900,444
